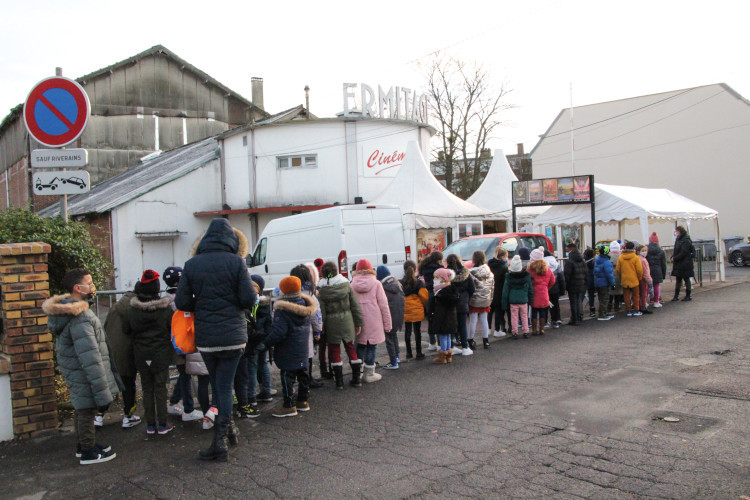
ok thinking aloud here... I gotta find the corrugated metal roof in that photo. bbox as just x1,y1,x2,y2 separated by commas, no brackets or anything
39,137,219,217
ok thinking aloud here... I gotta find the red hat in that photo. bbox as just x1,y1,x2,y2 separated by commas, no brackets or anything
649,232,659,244
141,269,160,283
279,276,301,295
356,259,373,271
313,258,325,272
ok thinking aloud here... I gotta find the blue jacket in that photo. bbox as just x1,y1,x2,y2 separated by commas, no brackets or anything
265,294,317,371
593,255,615,288
175,218,256,349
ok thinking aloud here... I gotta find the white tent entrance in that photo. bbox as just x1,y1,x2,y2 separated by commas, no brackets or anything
532,183,724,281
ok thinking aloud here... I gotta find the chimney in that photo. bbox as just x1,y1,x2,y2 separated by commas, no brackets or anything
517,143,525,155
304,85,310,119
251,77,264,110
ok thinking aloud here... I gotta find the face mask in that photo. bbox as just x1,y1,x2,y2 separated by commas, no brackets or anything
674,231,679,237
640,251,647,257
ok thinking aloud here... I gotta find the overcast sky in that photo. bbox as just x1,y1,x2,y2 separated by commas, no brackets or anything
3,0,749,157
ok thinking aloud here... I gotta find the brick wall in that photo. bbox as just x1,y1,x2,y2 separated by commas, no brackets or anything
0,242,57,439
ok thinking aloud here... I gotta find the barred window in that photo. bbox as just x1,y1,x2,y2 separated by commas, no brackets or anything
277,155,317,169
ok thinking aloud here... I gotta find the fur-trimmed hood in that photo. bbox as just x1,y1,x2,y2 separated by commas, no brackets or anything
317,274,349,288
42,294,89,317
130,296,171,311
451,266,471,283
190,218,248,258
274,294,316,317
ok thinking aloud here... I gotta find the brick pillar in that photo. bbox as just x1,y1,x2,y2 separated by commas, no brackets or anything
0,242,57,439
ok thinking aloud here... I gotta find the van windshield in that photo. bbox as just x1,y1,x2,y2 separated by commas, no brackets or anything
443,237,500,261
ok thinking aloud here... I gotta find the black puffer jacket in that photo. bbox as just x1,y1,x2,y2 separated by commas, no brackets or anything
671,233,695,278
175,218,256,349
646,243,667,283
450,267,475,314
381,276,405,333
264,294,316,371
487,257,508,308
428,285,459,336
564,249,588,294
125,296,173,372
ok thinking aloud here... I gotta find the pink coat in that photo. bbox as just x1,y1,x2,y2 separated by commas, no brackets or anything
530,268,556,308
351,272,392,345
638,255,652,283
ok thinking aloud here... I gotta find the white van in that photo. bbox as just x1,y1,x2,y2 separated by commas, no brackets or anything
246,205,410,291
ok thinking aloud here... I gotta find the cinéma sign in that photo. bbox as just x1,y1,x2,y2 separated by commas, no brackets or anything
343,83,428,123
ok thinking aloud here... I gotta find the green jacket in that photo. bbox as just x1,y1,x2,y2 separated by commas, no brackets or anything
501,271,533,310
317,275,363,344
103,291,136,377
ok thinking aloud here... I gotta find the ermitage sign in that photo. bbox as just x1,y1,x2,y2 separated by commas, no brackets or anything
343,83,429,123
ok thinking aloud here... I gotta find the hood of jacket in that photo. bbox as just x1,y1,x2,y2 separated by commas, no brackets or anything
470,264,491,281
317,274,349,289
567,249,583,263
42,294,89,335
190,218,248,257
351,273,378,294
274,294,316,327
451,266,470,283
620,250,638,261
129,296,171,311
507,270,528,284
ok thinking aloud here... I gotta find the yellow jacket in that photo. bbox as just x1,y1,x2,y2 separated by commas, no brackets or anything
616,250,643,288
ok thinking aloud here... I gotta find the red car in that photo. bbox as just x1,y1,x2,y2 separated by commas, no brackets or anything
442,233,554,268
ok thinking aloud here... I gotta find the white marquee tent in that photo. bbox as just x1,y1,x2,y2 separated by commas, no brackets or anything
532,183,724,280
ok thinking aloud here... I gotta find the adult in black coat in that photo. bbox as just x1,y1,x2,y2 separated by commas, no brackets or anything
446,254,475,351
646,233,667,305
175,218,255,461
487,247,510,335
563,243,588,325
670,225,695,301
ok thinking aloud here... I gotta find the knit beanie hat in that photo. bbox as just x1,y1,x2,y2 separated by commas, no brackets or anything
376,265,391,281
356,259,373,272
135,269,160,296
313,258,325,274
517,247,531,261
649,232,659,244
529,246,545,262
432,268,455,292
162,266,182,288
279,276,301,295
609,240,621,254
509,255,523,272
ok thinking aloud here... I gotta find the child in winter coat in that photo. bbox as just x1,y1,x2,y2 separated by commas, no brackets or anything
418,251,444,351
377,266,405,369
487,247,509,337
616,241,644,316
528,248,555,336
290,265,323,388
501,255,534,339
608,241,624,313
446,254,475,355
544,250,565,329
646,233,667,307
429,268,459,364
351,259,392,383
636,245,654,315
593,245,615,320
583,248,597,318
468,250,494,349
264,276,317,417
401,260,428,360
317,262,364,389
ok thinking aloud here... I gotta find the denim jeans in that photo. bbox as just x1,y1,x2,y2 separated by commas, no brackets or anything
457,312,468,348
384,330,400,364
201,349,243,419
247,349,272,399
169,363,194,413
356,342,377,366
233,356,249,407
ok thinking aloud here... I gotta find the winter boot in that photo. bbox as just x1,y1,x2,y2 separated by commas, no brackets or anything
682,290,692,301
539,320,545,335
320,362,333,380
531,318,539,335
445,350,453,363
349,361,362,388
432,350,446,364
332,363,344,390
468,339,477,350
226,417,240,447
199,416,228,461
483,337,490,349
363,364,382,383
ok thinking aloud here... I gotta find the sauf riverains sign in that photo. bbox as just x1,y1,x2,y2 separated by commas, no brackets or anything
343,83,429,123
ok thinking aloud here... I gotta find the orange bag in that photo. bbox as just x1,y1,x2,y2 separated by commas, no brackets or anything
171,310,197,354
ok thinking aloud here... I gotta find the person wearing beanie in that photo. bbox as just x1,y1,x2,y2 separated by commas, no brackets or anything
517,247,532,268
635,244,654,315
288,265,324,390
313,258,325,277
377,266,405,369
262,275,317,417
317,261,364,390
646,234,667,307
468,250,494,349
528,250,555,336
246,274,274,408
175,218,256,461
616,241,644,316
529,247,545,262
351,259,392,382
670,225,695,301
126,270,176,435
429,268,459,364
417,251,444,352
607,240,624,313
544,252,566,329
563,243,588,325
501,256,533,339
593,245,615,321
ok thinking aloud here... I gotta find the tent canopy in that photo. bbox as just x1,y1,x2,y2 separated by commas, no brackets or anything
369,141,494,229
466,148,517,214
532,183,718,242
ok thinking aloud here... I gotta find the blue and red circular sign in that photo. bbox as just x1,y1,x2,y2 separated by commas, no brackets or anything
23,76,90,148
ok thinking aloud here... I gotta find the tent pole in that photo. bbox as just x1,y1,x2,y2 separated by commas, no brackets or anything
512,206,517,232
715,217,725,281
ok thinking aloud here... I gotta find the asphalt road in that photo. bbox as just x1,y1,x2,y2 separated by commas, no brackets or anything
2,273,750,499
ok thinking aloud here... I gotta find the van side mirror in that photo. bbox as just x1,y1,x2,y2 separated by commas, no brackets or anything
382,254,388,264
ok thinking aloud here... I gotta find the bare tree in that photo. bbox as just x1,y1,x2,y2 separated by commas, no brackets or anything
422,55,514,198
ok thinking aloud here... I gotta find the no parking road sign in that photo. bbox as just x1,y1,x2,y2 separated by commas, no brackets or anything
23,76,90,148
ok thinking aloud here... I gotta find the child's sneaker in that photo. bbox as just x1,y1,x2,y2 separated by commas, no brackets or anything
626,311,633,317
632,311,642,316
297,401,310,412
202,417,214,430
79,447,116,465
427,344,438,351
94,414,104,427
383,362,399,370
256,393,274,403
76,443,111,458
167,402,183,415
272,406,298,418
181,409,203,422
157,423,174,435
653,302,663,308
237,404,260,418
122,414,142,428
205,407,218,422
146,425,156,435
